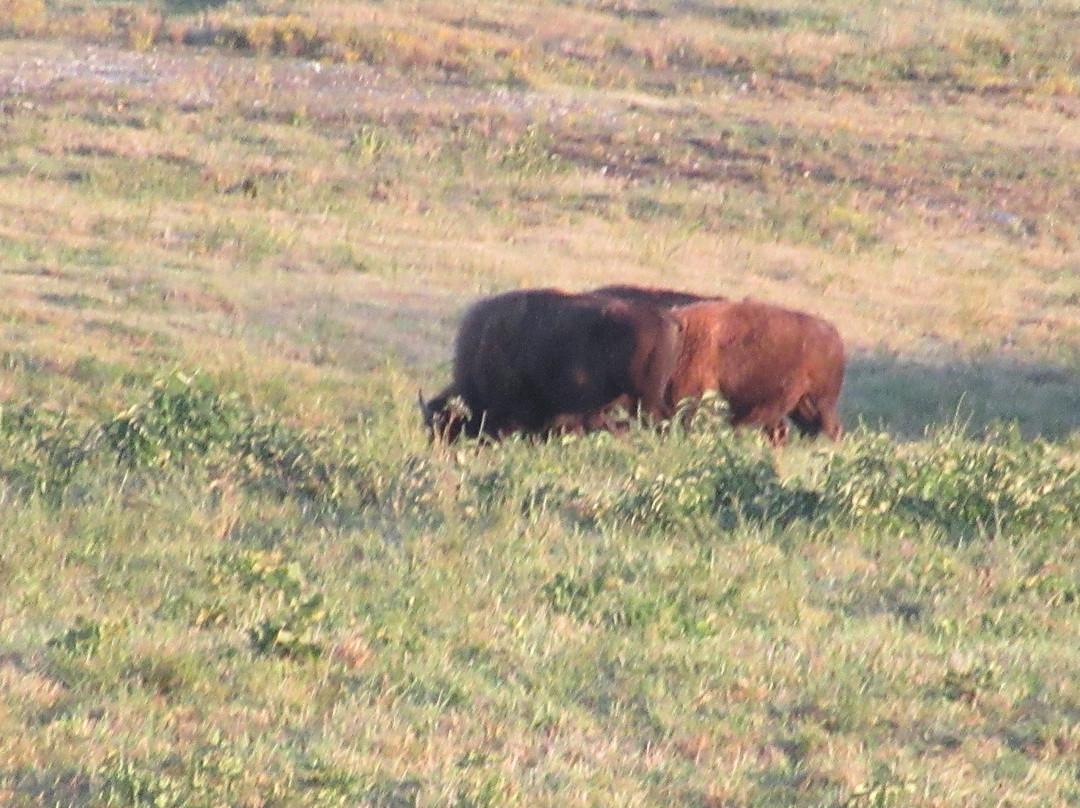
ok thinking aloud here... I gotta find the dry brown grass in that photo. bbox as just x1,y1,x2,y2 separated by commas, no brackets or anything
0,4,1078,424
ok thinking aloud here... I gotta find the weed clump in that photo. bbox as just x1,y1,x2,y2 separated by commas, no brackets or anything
607,448,793,531
820,426,1080,536
593,425,1079,539
101,372,247,469
0,404,95,504
0,371,377,514
598,423,821,534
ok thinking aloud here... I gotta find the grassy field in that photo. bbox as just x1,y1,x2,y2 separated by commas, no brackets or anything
1,1,1079,806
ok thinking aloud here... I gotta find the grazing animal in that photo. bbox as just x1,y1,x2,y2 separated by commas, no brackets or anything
578,285,719,424
589,284,714,309
421,288,683,441
668,299,845,446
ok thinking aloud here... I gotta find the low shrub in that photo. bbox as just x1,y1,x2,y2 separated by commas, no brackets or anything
820,426,1080,536
0,371,377,514
100,371,246,469
592,424,1079,539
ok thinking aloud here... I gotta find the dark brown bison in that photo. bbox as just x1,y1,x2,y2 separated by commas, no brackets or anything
668,299,845,446
420,288,683,441
589,284,714,308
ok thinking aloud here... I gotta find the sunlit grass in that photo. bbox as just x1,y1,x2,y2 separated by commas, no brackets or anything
0,2,1078,805
2,377,1079,806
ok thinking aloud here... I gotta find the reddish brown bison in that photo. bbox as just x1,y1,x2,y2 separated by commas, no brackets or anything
668,299,845,446
420,288,682,441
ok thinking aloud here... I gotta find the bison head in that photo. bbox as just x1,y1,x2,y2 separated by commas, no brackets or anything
418,388,472,443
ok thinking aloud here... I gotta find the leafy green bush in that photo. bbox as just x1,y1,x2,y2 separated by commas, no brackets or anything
100,371,246,469
96,753,188,808
213,549,330,660
46,615,110,655
379,454,450,528
820,426,1080,535
602,437,818,532
0,371,378,513
458,461,581,523
587,424,1078,539
540,560,736,637
232,417,377,511
248,591,327,660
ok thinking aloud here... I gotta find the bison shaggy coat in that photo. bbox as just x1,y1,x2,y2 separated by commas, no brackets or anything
668,299,845,446
589,284,713,308
422,288,682,441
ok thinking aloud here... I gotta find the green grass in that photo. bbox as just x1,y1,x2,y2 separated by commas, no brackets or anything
2,374,1080,806
0,1,1079,805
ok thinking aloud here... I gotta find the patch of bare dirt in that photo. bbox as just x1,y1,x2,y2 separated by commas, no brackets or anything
0,40,594,128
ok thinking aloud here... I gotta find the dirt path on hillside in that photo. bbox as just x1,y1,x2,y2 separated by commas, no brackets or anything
0,39,617,130
6,38,1075,246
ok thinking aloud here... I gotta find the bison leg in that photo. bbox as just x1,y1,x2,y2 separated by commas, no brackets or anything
789,395,823,437
763,420,790,447
730,401,795,447
818,405,843,441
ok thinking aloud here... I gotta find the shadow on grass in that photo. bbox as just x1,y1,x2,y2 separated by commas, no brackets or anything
9,767,94,807
841,352,1080,441
164,0,231,12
